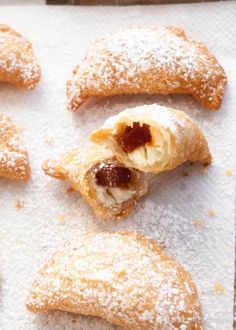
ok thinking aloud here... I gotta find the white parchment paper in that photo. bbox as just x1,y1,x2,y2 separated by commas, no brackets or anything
0,2,235,329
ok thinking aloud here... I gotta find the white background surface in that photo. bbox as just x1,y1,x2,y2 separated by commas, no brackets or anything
0,0,44,5
0,2,235,329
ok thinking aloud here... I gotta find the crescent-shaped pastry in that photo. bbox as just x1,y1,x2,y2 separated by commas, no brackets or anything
43,145,148,219
91,104,212,173
0,112,30,181
67,25,227,111
0,24,41,89
26,231,203,330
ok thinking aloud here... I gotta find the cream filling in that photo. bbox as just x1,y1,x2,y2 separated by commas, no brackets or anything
125,127,172,169
91,176,135,208
97,185,135,208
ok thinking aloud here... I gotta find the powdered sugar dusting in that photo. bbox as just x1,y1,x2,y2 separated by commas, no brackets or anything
43,146,148,219
101,104,185,137
67,25,226,110
0,112,30,181
0,4,235,330
0,25,41,89
27,232,203,329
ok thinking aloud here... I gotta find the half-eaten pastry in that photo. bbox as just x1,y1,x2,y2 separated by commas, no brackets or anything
91,104,212,173
0,24,41,89
26,231,203,330
43,145,148,219
67,25,226,111
0,112,30,181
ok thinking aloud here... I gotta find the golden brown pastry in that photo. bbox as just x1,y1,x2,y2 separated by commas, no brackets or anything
67,25,226,111
91,104,212,173
0,112,30,181
43,145,148,219
0,24,41,89
26,231,203,330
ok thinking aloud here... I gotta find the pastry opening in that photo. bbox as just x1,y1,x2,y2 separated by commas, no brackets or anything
95,163,131,187
115,122,172,170
117,122,152,153
88,160,140,209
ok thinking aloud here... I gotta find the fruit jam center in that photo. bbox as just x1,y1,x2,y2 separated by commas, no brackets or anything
96,163,131,187
117,122,151,152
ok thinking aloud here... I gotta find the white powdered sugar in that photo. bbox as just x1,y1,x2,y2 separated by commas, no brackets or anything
101,104,185,137
27,232,203,329
0,4,235,330
0,112,29,180
68,24,226,110
93,26,204,79
0,25,40,88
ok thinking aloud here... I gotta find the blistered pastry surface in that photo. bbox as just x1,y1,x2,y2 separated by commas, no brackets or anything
43,145,148,219
0,112,30,181
91,104,212,172
0,25,41,89
27,232,203,330
0,4,235,330
67,25,226,111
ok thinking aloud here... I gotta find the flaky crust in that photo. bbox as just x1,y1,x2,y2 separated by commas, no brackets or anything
67,25,226,111
42,145,148,219
0,112,30,181
0,24,41,89
91,104,212,173
26,231,203,330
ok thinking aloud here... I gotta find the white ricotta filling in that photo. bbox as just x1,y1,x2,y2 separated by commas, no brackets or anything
91,176,135,208
125,127,171,168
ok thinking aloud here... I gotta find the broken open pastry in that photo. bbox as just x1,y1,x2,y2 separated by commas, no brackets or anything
0,24,41,89
91,104,212,173
67,25,227,111
43,145,148,219
0,112,30,181
26,231,203,330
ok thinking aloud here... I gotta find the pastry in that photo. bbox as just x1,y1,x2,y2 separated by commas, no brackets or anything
0,24,41,89
43,145,148,219
0,112,30,181
26,231,203,330
67,25,227,111
91,104,212,173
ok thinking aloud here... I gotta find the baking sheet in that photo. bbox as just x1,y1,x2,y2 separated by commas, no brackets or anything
0,2,235,329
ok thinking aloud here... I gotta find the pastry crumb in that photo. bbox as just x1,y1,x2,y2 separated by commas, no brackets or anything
138,202,145,210
57,214,65,224
200,166,208,175
225,168,234,177
44,136,54,146
208,209,216,217
213,283,224,293
18,126,27,133
67,187,75,193
192,219,206,229
159,241,166,249
16,199,24,209
181,171,189,177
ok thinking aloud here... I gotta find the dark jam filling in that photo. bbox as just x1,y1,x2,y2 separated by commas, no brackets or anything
95,163,131,188
117,122,152,153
